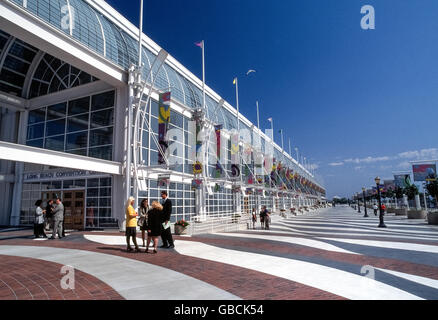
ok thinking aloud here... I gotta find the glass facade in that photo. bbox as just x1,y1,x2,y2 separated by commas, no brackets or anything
26,90,115,160
20,175,112,228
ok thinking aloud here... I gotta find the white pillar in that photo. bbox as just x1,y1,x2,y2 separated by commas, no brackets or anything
10,109,28,226
415,194,421,210
403,194,409,210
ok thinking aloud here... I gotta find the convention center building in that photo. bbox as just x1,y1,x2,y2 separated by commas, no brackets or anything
0,0,325,230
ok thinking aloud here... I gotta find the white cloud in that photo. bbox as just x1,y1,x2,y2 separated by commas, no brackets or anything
398,148,438,160
328,162,344,166
344,156,392,164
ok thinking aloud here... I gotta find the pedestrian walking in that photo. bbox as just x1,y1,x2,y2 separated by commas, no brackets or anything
145,201,163,254
381,203,386,214
34,200,47,238
125,196,139,252
259,208,265,229
160,191,174,249
138,199,149,247
251,208,257,229
373,204,378,216
262,206,271,230
50,198,64,239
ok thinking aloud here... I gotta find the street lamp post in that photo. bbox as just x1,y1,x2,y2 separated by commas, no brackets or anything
375,177,386,228
362,187,368,217
357,192,361,213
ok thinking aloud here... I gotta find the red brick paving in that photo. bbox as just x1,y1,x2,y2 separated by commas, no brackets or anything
0,255,123,300
1,227,438,300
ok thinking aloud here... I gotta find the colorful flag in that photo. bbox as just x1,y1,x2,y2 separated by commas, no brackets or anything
195,40,203,48
158,92,171,165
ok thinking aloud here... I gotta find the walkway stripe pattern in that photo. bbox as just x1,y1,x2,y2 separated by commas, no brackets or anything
1,206,437,300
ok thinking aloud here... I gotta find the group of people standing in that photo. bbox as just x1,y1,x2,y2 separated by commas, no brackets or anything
34,198,65,239
125,190,174,253
251,206,271,230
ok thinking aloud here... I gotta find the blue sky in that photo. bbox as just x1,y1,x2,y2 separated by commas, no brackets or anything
108,0,438,198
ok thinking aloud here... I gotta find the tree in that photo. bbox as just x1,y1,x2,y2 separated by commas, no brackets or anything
386,188,395,200
426,180,438,203
404,184,419,201
395,186,404,199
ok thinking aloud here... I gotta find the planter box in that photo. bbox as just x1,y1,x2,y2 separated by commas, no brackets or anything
174,225,188,235
394,208,407,216
407,210,427,219
427,212,438,225
387,207,396,214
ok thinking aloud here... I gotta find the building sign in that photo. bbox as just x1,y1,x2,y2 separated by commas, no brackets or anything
412,164,437,182
24,170,104,182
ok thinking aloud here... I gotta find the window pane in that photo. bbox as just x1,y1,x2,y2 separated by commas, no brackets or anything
47,102,66,120
27,123,44,140
90,109,113,128
28,108,46,124
68,96,90,115
26,139,43,148
89,127,113,146
66,131,88,150
89,146,112,160
45,135,64,151
45,119,65,136
91,91,114,111
67,113,89,132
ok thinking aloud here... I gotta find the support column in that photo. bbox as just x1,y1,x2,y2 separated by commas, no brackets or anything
10,109,27,226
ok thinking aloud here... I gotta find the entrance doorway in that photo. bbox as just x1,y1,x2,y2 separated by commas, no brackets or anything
42,190,85,230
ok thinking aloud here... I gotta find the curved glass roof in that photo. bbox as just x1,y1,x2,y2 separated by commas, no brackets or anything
4,0,323,190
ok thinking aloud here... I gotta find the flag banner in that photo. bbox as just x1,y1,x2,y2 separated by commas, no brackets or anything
193,161,203,175
394,174,412,188
191,179,203,190
246,188,253,195
158,92,171,165
412,164,437,182
243,143,252,164
214,125,223,178
158,174,171,187
230,131,240,178
231,164,240,178
214,183,224,192
372,185,384,193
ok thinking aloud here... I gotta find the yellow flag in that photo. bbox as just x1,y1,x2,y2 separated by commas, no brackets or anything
233,78,236,85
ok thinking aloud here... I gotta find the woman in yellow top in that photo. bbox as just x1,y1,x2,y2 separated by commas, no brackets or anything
125,196,139,252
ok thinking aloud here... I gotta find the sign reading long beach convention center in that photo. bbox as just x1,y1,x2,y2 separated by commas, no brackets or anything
412,164,437,182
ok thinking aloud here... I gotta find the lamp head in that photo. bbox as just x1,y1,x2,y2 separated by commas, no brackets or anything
375,176,381,185
362,187,365,192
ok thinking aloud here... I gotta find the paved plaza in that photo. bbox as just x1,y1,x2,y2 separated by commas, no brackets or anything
1,205,438,300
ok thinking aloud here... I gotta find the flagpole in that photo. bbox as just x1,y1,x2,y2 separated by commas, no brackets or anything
201,40,206,111
138,0,143,68
289,138,292,157
256,101,260,131
235,77,239,134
